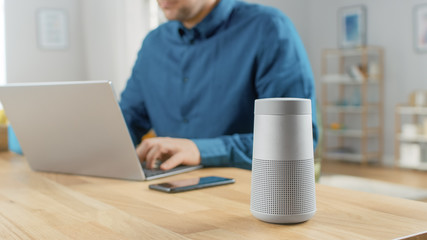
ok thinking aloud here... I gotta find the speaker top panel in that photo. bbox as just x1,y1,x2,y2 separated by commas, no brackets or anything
255,98,311,115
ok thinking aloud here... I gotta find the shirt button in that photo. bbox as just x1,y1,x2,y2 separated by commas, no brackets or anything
183,118,189,123
183,78,189,83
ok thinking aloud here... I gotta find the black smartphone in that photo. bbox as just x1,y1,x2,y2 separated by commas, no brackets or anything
149,176,235,193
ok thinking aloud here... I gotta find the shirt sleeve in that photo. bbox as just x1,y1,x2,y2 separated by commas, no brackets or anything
192,133,253,170
193,13,318,169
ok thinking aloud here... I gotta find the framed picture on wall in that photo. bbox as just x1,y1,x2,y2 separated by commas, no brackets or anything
338,5,367,48
414,4,427,53
37,9,68,50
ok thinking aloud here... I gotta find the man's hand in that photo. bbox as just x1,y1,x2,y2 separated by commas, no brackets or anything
136,137,201,170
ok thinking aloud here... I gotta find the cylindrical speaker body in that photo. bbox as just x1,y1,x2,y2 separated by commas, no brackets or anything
250,98,316,224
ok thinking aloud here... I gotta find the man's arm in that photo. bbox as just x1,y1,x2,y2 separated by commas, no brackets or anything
193,134,253,169
119,48,152,145
136,134,253,170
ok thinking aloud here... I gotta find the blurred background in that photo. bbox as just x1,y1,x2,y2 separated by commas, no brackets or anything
1,0,427,170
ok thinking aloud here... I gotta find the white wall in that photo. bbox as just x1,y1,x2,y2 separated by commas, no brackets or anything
80,0,150,98
5,0,86,83
4,0,150,97
0,0,6,87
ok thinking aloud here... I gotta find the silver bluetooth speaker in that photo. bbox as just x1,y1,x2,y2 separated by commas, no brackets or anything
250,98,316,224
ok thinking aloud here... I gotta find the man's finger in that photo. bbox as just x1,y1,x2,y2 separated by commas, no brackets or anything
137,138,158,162
160,153,184,171
146,145,162,169
136,141,149,161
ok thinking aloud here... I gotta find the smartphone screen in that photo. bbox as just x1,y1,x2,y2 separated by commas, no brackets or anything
149,176,235,193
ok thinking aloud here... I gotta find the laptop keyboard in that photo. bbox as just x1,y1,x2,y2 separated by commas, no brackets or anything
142,165,197,178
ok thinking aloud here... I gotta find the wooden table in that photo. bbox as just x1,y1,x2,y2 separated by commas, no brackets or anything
1,152,427,240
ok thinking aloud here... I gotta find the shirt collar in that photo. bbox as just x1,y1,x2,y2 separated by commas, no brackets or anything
176,0,235,41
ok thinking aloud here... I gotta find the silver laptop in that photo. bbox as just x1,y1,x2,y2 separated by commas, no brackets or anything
0,81,202,181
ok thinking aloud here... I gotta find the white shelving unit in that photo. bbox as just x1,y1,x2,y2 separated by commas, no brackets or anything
395,105,427,169
321,46,384,164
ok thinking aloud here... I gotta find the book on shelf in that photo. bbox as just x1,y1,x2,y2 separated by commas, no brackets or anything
348,65,366,81
0,125,7,152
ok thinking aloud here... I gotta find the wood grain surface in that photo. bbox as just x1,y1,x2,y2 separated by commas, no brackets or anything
1,152,426,240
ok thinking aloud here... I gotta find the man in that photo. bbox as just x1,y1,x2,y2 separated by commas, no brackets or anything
119,0,318,171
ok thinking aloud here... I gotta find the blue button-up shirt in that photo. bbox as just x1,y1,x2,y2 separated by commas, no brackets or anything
119,0,317,170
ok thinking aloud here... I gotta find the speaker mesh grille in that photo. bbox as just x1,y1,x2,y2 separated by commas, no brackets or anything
250,158,316,215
